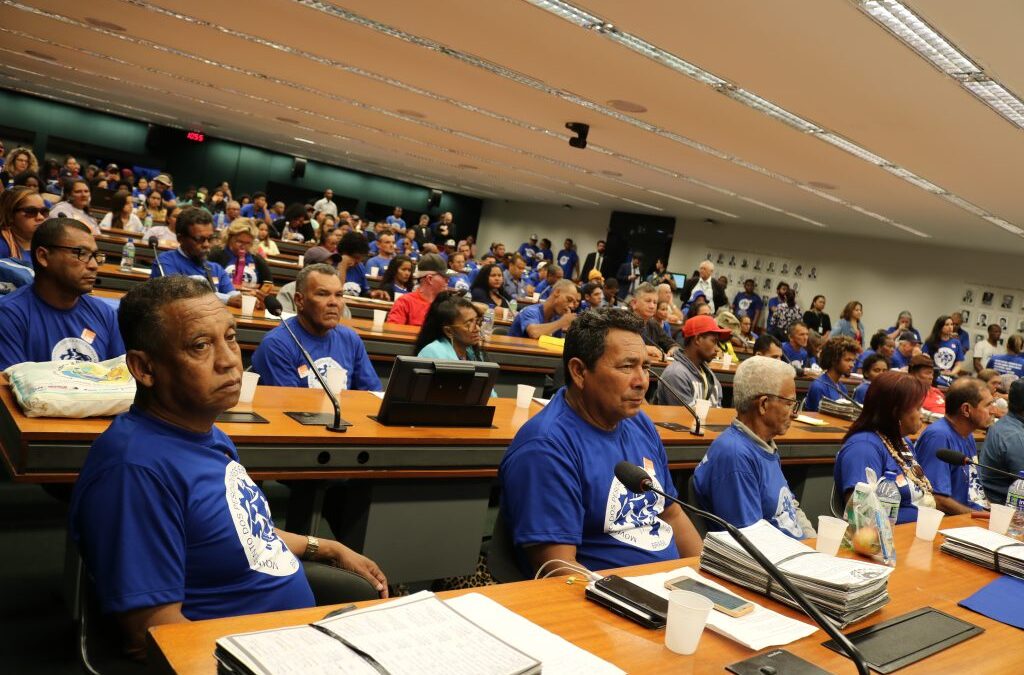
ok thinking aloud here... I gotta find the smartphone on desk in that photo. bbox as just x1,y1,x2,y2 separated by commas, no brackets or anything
664,576,754,617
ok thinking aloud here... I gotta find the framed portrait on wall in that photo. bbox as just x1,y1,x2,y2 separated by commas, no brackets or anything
961,309,971,326
981,291,994,306
1002,294,1015,310
962,288,975,305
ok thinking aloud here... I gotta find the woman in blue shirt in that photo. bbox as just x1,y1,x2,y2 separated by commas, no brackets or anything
415,293,485,362
835,370,936,523
469,263,511,309
0,186,47,265
922,315,964,375
853,353,889,404
832,300,865,347
378,256,414,301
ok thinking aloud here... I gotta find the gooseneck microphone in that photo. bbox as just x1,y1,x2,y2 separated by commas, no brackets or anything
264,296,346,433
647,367,704,436
149,236,165,276
614,462,869,675
936,448,1020,480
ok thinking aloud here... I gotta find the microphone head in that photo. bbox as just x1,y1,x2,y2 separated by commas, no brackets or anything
148,236,159,247
936,448,968,466
263,295,283,317
614,461,653,493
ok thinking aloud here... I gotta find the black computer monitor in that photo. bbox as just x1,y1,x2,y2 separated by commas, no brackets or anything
374,356,499,427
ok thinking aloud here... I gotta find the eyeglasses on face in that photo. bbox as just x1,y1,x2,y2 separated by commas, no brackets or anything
759,393,801,414
16,206,50,218
185,234,216,244
45,244,106,264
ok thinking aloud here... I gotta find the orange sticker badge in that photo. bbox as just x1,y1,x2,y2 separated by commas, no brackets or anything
80,328,96,344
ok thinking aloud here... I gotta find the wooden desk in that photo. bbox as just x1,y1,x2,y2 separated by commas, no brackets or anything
148,515,1012,674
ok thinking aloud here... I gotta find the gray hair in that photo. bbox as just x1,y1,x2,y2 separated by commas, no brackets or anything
699,259,715,272
551,279,578,296
633,282,658,298
733,356,796,413
295,263,340,295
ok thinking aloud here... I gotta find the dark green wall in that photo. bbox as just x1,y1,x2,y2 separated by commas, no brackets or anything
0,88,482,234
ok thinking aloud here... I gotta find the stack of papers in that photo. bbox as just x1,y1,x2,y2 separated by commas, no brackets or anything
939,526,1024,579
700,520,893,627
624,566,817,650
817,397,863,422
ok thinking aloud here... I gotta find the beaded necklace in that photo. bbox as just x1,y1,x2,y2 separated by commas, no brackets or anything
876,432,935,500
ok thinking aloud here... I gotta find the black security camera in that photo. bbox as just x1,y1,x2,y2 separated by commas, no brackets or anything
565,122,589,149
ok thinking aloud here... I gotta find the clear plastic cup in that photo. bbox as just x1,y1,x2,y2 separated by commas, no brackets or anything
372,309,387,331
692,399,711,430
324,367,347,395
238,371,259,404
915,505,944,541
516,384,535,409
989,503,1014,535
665,589,714,655
240,294,257,317
721,353,733,369
816,516,849,556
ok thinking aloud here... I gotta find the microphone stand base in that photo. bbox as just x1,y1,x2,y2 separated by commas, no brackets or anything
325,423,348,433
726,649,830,675
284,411,352,429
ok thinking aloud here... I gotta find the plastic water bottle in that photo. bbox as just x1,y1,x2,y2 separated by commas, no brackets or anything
144,214,153,229
876,471,901,525
508,299,518,317
481,308,495,342
119,239,135,272
1005,471,1024,538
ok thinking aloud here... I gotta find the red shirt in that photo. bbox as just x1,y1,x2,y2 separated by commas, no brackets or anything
387,290,432,326
922,386,946,415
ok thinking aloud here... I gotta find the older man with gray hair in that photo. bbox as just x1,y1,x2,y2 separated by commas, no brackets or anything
692,356,816,539
680,259,728,312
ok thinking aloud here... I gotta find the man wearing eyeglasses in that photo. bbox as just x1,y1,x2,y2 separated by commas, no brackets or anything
386,253,450,327
151,207,242,307
692,355,816,540
0,217,124,369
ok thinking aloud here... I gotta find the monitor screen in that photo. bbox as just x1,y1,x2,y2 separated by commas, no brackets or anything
671,273,688,288
376,356,499,426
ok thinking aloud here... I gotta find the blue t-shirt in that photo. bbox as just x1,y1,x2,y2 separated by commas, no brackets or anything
923,337,964,371
385,215,406,230
556,250,578,279
890,349,912,369
693,425,810,539
152,249,235,297
239,204,270,220
509,303,564,338
365,255,393,274
534,279,553,300
69,407,313,618
0,239,32,265
0,286,124,370
499,388,680,573
854,348,875,372
367,240,379,255
517,243,538,261
146,187,177,202
781,342,816,368
222,252,259,286
448,272,471,292
835,431,926,523
804,373,851,412
853,381,871,404
344,263,370,297
732,292,763,319
251,317,381,391
988,353,1024,377
956,328,970,355
915,417,987,510
887,326,921,343
0,258,34,295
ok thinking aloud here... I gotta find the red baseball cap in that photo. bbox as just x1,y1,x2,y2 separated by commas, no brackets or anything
683,314,733,339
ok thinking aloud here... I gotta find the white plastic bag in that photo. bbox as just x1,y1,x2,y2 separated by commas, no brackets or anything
5,356,135,418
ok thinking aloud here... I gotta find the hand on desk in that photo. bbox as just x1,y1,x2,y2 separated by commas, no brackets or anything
316,539,390,598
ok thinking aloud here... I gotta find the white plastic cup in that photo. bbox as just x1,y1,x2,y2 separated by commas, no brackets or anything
324,368,347,395
297,254,304,268
532,292,540,301
238,371,259,404
989,503,1014,535
816,516,849,556
915,505,944,541
372,309,387,331
665,589,715,655
721,353,733,369
516,384,535,408
240,294,257,317
371,266,379,277
692,399,711,428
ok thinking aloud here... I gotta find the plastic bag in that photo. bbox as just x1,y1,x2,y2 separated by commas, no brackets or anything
5,356,135,418
842,467,897,567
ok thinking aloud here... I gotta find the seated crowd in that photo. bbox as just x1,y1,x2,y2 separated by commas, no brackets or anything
3,167,1023,661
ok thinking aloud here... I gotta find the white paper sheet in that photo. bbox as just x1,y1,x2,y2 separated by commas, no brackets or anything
624,566,817,650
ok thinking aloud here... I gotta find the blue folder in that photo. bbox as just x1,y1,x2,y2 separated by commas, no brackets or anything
959,575,1024,630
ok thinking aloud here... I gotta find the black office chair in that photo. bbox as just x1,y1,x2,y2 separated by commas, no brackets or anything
486,511,526,584
685,475,709,538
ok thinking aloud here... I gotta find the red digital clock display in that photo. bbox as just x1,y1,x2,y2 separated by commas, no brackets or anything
186,131,205,142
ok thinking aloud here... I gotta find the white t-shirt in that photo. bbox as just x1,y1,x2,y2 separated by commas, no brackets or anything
973,340,1003,371
99,211,144,234
313,197,338,218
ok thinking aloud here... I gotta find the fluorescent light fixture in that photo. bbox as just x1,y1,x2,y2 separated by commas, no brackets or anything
293,137,316,144
815,133,888,166
716,86,822,133
620,197,664,212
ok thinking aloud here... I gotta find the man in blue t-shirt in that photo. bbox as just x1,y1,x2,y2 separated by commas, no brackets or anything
508,280,579,339
239,191,273,226
890,330,920,369
803,337,858,412
781,321,816,368
731,278,763,328
151,206,243,306
556,238,579,281
252,265,381,391
364,232,395,275
533,264,563,300
0,218,124,369
336,230,374,298
694,356,815,539
500,308,702,575
916,378,992,514
951,312,971,355
146,173,177,208
384,206,406,231
69,276,387,660
516,234,539,264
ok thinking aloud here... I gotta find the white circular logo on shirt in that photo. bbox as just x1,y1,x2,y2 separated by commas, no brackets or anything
738,298,752,312
51,337,99,363
453,277,470,292
559,255,570,266
932,346,957,371
225,263,258,285
604,469,674,551
224,461,300,577
343,280,363,296
305,357,347,390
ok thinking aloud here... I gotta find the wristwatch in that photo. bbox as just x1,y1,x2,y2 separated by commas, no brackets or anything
302,535,320,560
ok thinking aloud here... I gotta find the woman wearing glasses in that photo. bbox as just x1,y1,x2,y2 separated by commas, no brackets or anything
415,293,486,362
834,370,936,523
0,186,48,264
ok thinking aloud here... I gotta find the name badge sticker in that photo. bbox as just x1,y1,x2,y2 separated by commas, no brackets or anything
80,328,96,344
297,364,308,377
643,456,655,478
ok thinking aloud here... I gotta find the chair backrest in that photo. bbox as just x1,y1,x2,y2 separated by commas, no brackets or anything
830,481,846,518
302,560,379,605
73,552,146,675
685,474,709,538
487,511,527,584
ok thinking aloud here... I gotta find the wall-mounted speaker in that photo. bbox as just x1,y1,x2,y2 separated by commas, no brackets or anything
427,189,443,209
291,157,307,179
